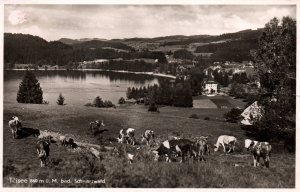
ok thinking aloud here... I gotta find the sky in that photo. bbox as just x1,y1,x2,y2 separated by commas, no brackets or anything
4,4,296,41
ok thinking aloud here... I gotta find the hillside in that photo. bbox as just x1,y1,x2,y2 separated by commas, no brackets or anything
4,29,262,66
3,103,295,187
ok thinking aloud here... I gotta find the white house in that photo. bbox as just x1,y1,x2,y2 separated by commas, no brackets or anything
204,80,218,95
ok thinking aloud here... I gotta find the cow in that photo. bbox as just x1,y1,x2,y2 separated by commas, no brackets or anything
245,139,272,168
195,136,210,161
214,135,237,153
89,120,105,131
153,139,197,163
59,136,67,146
118,128,136,145
141,130,155,145
8,116,22,139
36,140,50,167
68,138,75,149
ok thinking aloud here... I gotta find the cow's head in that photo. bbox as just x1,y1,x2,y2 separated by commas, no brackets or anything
152,150,159,161
117,137,123,143
244,139,253,150
100,121,105,127
213,144,218,151
12,116,19,121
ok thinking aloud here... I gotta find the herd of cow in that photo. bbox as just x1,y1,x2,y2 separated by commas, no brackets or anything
8,116,272,168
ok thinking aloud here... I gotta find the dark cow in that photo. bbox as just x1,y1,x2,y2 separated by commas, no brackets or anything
141,130,155,145
68,138,75,149
8,116,22,139
153,139,197,163
36,140,50,167
245,139,272,168
89,120,105,131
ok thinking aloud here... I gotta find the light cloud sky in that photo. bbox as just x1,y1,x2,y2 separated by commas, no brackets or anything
4,4,296,41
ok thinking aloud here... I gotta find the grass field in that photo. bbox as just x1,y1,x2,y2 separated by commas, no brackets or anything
3,103,295,188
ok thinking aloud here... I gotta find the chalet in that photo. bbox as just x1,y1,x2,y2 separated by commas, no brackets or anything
203,79,218,95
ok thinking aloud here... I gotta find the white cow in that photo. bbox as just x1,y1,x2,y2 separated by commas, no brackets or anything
245,139,272,168
214,135,237,153
8,116,22,139
118,128,136,145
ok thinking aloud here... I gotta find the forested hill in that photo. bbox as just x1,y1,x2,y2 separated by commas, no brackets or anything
4,29,262,66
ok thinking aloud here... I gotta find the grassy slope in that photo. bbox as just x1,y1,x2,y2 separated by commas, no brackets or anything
3,103,295,187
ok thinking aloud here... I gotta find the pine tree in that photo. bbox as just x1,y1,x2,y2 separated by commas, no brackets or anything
17,70,43,104
57,93,65,105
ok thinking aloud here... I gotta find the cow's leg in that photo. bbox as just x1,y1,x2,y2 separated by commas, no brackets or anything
256,156,260,167
253,156,257,167
221,143,226,152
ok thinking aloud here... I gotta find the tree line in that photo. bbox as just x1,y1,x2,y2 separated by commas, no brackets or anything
126,79,193,107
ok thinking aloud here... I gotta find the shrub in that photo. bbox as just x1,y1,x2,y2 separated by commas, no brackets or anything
204,117,210,121
224,108,243,123
17,70,43,104
93,96,104,107
57,93,65,105
87,96,115,108
103,100,114,108
189,114,199,119
85,103,93,107
118,97,126,104
148,103,159,112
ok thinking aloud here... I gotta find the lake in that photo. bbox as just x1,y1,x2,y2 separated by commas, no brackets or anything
4,70,160,106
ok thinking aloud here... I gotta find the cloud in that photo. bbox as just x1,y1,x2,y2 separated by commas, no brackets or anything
8,10,27,25
4,5,296,41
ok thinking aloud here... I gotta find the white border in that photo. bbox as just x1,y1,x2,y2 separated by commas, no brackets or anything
0,0,299,192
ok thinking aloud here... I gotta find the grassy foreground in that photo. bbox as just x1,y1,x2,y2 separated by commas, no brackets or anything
3,103,295,187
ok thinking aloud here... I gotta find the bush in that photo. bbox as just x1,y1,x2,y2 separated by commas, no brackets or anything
93,96,104,107
204,117,210,121
17,70,43,104
148,103,159,112
224,108,243,123
103,100,114,108
57,93,65,105
118,97,126,104
189,114,199,119
87,96,115,108
85,103,93,107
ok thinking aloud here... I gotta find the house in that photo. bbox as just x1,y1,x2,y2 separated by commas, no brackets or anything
203,79,218,95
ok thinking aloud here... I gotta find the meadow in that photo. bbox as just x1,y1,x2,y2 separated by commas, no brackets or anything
3,103,295,188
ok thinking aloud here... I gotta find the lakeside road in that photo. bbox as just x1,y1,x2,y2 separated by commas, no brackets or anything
5,68,177,79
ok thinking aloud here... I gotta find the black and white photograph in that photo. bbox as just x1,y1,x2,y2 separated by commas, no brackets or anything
1,0,298,189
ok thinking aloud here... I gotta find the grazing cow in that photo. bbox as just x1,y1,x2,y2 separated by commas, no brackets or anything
245,139,272,168
214,135,237,153
89,120,105,131
68,138,75,149
8,116,22,139
153,139,197,163
195,136,210,161
141,130,155,145
36,140,50,167
59,136,67,146
118,128,136,145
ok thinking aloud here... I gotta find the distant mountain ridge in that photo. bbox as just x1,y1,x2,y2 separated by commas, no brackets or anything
4,28,262,66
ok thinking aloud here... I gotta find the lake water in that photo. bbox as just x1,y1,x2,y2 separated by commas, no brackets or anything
4,70,159,106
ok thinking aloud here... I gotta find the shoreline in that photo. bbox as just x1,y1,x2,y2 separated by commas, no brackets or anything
5,69,177,79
